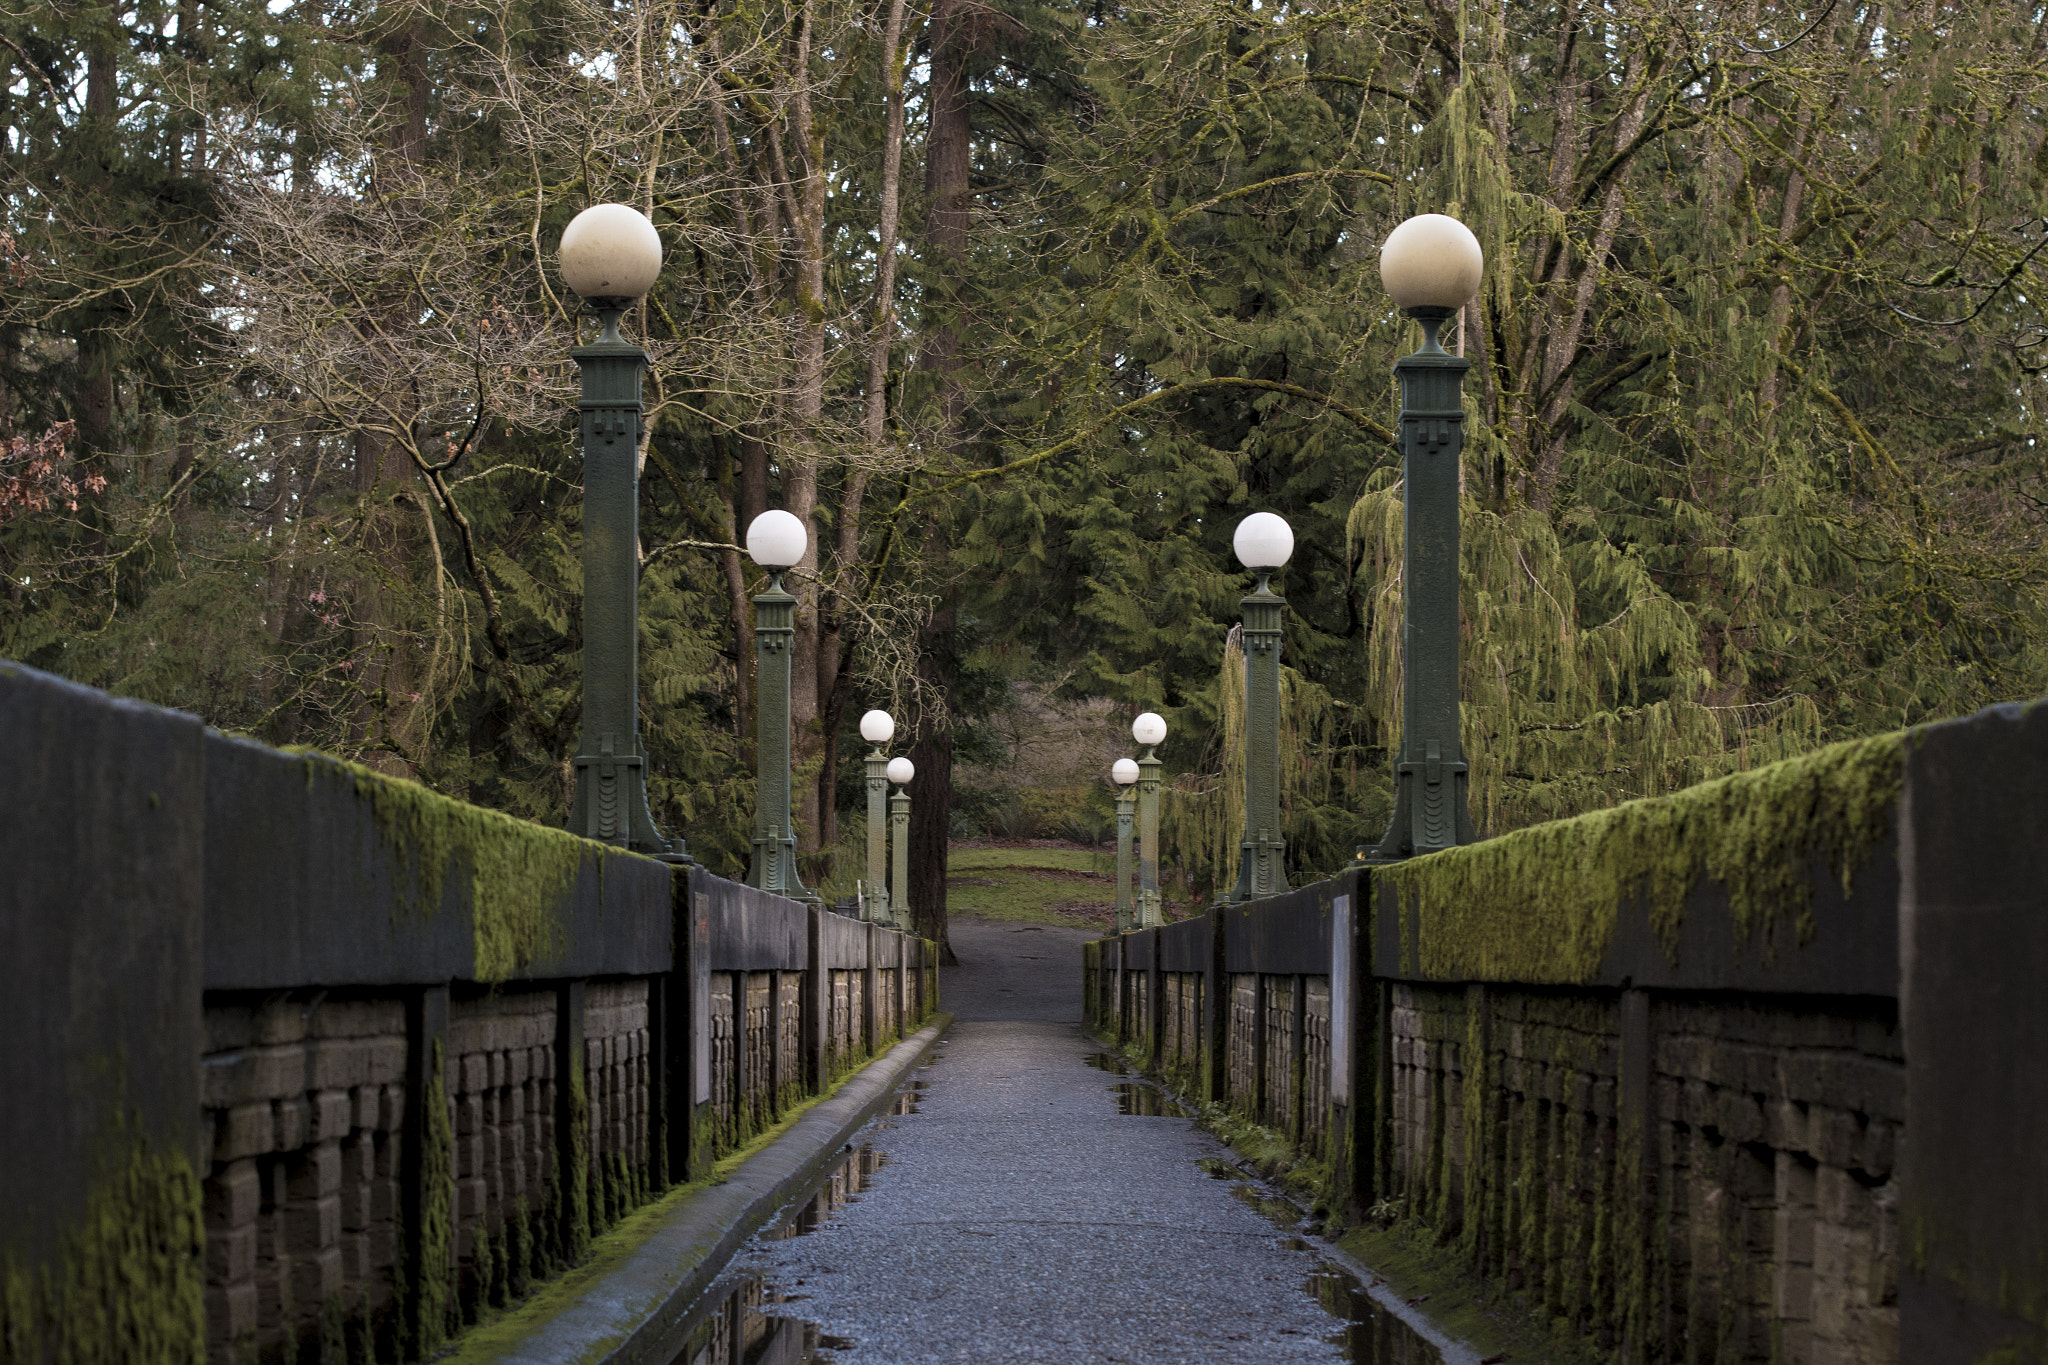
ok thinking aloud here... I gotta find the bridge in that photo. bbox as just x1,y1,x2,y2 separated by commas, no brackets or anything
3,658,2044,1365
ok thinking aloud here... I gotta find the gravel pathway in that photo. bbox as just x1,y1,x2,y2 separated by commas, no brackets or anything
722,914,1396,1364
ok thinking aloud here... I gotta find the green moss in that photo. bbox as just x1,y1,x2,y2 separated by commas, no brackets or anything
1337,1220,1606,1365
291,749,644,983
505,1199,534,1300
561,1049,590,1266
1379,730,1906,983
0,1115,206,1365
406,1038,456,1357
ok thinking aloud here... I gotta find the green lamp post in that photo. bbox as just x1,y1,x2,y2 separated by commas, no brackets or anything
859,709,895,924
1366,213,1485,862
887,756,914,930
1133,712,1167,927
1224,512,1294,902
1112,757,1139,932
746,509,816,901
560,204,683,859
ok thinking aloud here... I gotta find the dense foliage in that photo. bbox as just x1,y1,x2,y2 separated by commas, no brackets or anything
4,0,2043,918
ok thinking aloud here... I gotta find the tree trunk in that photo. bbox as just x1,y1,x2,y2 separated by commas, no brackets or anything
348,9,431,775
75,36,118,458
908,608,958,965
717,437,753,755
815,0,914,864
903,0,977,964
767,3,829,865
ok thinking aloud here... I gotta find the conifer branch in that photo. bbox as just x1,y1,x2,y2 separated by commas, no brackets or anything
897,377,1394,510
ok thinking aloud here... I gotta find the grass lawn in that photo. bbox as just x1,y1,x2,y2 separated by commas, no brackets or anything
945,843,1205,930
945,843,1119,931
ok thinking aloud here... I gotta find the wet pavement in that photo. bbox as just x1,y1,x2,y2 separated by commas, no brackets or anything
673,915,1450,1364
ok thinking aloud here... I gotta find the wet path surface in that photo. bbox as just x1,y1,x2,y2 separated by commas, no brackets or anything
674,916,1446,1364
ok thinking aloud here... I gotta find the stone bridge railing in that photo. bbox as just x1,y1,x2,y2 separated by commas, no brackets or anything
0,662,938,1365
1086,699,2047,1365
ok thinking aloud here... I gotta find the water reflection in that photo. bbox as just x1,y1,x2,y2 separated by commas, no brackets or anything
1112,1082,1192,1117
768,1144,887,1241
669,1279,848,1365
1080,1052,1129,1073
1310,1264,1446,1364
669,1073,1450,1365
1221,1174,1449,1364
882,1081,928,1117
668,1140,894,1364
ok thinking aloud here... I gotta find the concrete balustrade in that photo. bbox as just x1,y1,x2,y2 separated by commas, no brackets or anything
0,661,939,1365
1087,698,2048,1365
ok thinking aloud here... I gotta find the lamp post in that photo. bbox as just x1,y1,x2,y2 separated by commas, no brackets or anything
1225,512,1293,902
1133,713,1167,927
746,510,816,901
859,710,895,924
1366,214,1484,861
560,204,682,858
887,757,914,930
1112,758,1139,932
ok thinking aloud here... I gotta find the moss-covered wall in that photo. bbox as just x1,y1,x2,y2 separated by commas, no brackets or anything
0,1119,207,1365
1,663,210,1365
1377,730,1905,984
1087,724,1929,1364
293,751,600,984
203,732,674,993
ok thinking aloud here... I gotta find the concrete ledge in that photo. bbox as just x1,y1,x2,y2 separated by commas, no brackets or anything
480,1013,953,1364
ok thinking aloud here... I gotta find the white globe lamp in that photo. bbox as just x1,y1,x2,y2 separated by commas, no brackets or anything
1233,512,1294,571
887,757,915,786
746,510,807,570
1379,213,1483,315
1112,758,1140,786
1132,712,1167,748
559,204,664,300
859,710,895,745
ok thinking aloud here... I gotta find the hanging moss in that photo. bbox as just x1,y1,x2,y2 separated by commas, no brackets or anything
289,750,622,983
1376,729,1907,984
0,1114,206,1365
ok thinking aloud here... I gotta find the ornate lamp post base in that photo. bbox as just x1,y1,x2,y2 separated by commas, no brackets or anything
748,569,814,902
1366,306,1477,863
1223,567,1291,903
1114,786,1136,933
864,746,892,924
889,783,912,930
567,298,682,860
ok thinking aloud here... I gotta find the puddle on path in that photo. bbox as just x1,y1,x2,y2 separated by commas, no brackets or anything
667,1093,914,1364
667,1278,850,1364
671,1061,1445,1364
1224,1176,1450,1364
1084,1054,1194,1115
1112,1082,1193,1117
1310,1264,1448,1364
880,1080,929,1117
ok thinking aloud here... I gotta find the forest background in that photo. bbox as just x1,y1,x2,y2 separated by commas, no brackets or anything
3,0,2044,953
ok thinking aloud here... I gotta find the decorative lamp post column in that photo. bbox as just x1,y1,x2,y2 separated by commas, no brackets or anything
1225,512,1294,903
746,510,815,901
560,204,683,858
887,757,914,930
1112,758,1139,932
859,709,895,924
1366,214,1484,862
1133,713,1167,927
